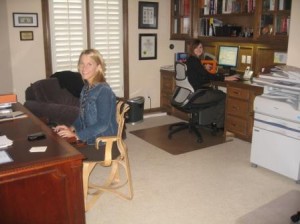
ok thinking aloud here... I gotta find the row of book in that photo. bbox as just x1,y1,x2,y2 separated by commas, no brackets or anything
174,0,190,16
202,0,256,15
275,16,290,34
262,0,291,11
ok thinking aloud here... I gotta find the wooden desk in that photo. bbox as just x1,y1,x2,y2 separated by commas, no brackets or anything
160,69,263,142
0,103,85,223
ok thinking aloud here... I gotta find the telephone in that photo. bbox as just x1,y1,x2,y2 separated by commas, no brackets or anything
243,66,253,80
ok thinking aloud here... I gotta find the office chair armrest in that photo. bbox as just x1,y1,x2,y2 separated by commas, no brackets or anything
95,136,118,166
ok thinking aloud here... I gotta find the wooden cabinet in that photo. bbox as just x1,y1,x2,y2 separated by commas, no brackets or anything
258,0,291,39
225,82,263,142
170,1,292,76
171,0,292,71
195,0,291,42
171,0,199,39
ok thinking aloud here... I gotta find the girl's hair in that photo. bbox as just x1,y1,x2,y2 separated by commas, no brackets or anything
188,39,203,56
78,49,106,84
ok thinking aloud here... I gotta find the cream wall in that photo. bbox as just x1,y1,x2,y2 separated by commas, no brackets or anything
128,0,184,109
286,0,300,67
0,0,13,94
1,0,46,103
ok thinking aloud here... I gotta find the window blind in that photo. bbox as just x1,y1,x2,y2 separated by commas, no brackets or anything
48,0,124,97
48,0,87,71
90,0,124,97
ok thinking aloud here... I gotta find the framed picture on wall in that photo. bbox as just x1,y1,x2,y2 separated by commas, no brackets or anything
138,2,158,29
13,13,38,27
20,31,34,41
139,33,157,60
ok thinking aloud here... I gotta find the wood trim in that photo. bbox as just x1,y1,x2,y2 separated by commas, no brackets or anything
123,0,129,99
41,0,52,77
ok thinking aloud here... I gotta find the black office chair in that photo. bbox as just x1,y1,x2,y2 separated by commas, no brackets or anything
168,62,219,143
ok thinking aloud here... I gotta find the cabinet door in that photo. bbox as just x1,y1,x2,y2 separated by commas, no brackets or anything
171,0,196,39
258,0,291,39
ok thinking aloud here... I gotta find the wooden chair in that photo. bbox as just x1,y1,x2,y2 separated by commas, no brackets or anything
82,101,133,211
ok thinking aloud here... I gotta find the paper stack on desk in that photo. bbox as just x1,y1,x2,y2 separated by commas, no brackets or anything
0,135,13,149
0,111,27,122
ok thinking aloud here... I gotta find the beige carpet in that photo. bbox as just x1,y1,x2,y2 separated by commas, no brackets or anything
237,190,300,224
130,123,229,155
85,115,300,224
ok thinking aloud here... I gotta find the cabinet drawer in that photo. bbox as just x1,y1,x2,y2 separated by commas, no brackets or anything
161,95,172,111
226,115,248,136
227,87,249,100
161,76,173,90
227,98,249,118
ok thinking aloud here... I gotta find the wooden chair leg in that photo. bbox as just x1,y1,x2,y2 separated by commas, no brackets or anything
82,162,96,212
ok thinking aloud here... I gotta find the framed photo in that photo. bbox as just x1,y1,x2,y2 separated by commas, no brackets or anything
20,31,34,41
138,2,158,29
13,13,38,27
139,34,157,60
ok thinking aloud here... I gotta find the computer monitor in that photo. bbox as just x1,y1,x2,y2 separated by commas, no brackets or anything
175,52,188,64
218,45,239,73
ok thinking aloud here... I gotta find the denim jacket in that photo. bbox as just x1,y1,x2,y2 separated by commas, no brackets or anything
72,82,118,145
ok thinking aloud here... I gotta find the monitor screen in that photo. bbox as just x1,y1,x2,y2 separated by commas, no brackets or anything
218,46,239,68
175,52,188,64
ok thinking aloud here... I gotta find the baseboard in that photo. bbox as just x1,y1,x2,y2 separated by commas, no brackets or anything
144,112,167,119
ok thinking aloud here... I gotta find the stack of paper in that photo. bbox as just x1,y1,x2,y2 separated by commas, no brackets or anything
0,111,27,122
0,135,13,149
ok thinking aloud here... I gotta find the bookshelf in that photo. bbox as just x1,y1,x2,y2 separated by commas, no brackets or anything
170,0,292,42
171,0,197,39
170,0,292,75
259,0,291,38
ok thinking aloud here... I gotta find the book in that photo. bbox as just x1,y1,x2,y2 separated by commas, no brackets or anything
0,94,17,104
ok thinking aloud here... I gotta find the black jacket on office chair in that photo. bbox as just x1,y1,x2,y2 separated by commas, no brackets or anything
168,62,219,143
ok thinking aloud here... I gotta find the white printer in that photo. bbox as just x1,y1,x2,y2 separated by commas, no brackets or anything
250,65,300,183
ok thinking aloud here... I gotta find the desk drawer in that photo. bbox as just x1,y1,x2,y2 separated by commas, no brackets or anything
226,115,248,136
227,98,249,118
227,87,249,100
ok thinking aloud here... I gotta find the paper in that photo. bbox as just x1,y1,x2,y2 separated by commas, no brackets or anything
29,146,47,153
0,135,13,149
0,151,13,164
0,111,27,122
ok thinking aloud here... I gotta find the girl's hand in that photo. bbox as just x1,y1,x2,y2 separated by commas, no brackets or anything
225,74,240,81
56,128,77,138
53,125,69,133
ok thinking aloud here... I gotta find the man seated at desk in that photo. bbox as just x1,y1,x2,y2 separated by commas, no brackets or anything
186,39,239,129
